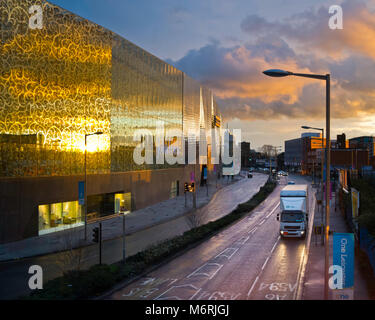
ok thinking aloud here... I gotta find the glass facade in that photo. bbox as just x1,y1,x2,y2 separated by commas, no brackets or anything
0,0,221,179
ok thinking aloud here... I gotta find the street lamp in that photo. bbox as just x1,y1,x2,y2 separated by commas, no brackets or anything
264,69,331,300
84,131,103,240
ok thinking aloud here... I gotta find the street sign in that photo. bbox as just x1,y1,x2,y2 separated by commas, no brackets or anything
78,181,85,205
203,167,208,180
310,137,326,149
333,233,354,289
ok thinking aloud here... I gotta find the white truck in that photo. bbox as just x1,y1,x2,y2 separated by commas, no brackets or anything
277,184,309,238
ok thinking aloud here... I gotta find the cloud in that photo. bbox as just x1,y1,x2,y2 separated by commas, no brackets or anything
241,0,375,59
168,0,375,124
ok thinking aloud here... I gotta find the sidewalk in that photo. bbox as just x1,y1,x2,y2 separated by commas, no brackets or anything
0,172,267,261
301,187,373,300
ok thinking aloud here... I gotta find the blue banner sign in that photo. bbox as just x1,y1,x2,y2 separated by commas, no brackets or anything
333,233,354,288
203,167,208,180
78,181,85,205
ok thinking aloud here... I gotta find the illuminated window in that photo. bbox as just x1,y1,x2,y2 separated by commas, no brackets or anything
38,201,83,235
114,192,132,214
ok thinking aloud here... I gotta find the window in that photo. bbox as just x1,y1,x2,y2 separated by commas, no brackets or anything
114,192,132,214
38,201,83,235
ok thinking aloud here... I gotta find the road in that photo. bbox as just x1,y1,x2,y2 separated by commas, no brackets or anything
107,174,316,300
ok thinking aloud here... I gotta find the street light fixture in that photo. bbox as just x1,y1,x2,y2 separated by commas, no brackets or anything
84,131,103,240
264,69,331,300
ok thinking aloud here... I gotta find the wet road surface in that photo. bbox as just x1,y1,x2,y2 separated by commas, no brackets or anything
107,175,316,300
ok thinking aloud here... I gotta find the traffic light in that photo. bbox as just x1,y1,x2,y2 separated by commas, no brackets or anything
184,182,189,193
92,227,99,243
190,182,195,192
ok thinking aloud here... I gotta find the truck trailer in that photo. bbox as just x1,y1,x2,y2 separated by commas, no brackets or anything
277,184,309,238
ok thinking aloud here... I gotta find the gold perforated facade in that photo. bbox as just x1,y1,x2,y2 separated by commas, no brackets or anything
0,0,222,244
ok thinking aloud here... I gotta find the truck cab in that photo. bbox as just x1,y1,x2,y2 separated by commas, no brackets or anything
277,184,309,238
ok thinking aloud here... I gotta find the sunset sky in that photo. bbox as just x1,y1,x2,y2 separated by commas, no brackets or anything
53,0,375,150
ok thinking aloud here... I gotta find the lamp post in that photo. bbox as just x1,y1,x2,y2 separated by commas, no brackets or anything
273,146,282,179
264,69,331,300
84,131,103,240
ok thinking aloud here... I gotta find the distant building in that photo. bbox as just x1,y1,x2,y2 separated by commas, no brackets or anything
349,136,375,166
241,142,251,169
284,138,303,169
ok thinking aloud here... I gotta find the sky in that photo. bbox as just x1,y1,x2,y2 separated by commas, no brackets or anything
52,0,375,150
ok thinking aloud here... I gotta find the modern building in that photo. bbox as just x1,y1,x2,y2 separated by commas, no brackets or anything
0,1,222,244
349,136,375,165
240,142,251,169
284,138,303,169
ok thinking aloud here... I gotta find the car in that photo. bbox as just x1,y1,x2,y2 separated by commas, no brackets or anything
288,181,295,185
248,173,253,178
283,172,288,176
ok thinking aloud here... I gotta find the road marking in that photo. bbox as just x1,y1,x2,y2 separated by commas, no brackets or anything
258,219,266,226
236,235,250,245
214,247,239,260
261,256,270,270
248,227,258,234
270,237,280,254
294,188,316,300
247,276,259,297
266,202,280,219
187,263,224,280
154,284,201,300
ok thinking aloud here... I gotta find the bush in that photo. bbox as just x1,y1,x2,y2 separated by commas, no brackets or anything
25,180,276,300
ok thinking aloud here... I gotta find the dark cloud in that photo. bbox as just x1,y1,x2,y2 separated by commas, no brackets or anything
168,0,375,123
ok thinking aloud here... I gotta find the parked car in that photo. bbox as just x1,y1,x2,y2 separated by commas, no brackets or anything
288,181,295,185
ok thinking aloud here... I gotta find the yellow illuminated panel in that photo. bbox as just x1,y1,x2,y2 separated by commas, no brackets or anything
310,137,326,149
0,0,219,178
1,0,112,176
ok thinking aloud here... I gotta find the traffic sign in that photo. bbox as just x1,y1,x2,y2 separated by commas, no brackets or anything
78,181,85,205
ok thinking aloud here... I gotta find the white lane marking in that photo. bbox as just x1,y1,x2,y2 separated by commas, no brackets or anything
294,188,316,300
187,263,224,280
266,202,280,219
248,227,258,234
247,276,259,297
214,247,239,260
270,237,280,254
154,284,201,300
189,288,202,300
236,235,250,245
258,219,266,226
261,256,270,270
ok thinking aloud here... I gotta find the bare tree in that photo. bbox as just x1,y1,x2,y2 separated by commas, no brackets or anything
259,145,276,157
55,227,85,275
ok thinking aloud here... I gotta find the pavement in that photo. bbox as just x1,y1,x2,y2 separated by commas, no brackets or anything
0,171,268,300
301,184,372,300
